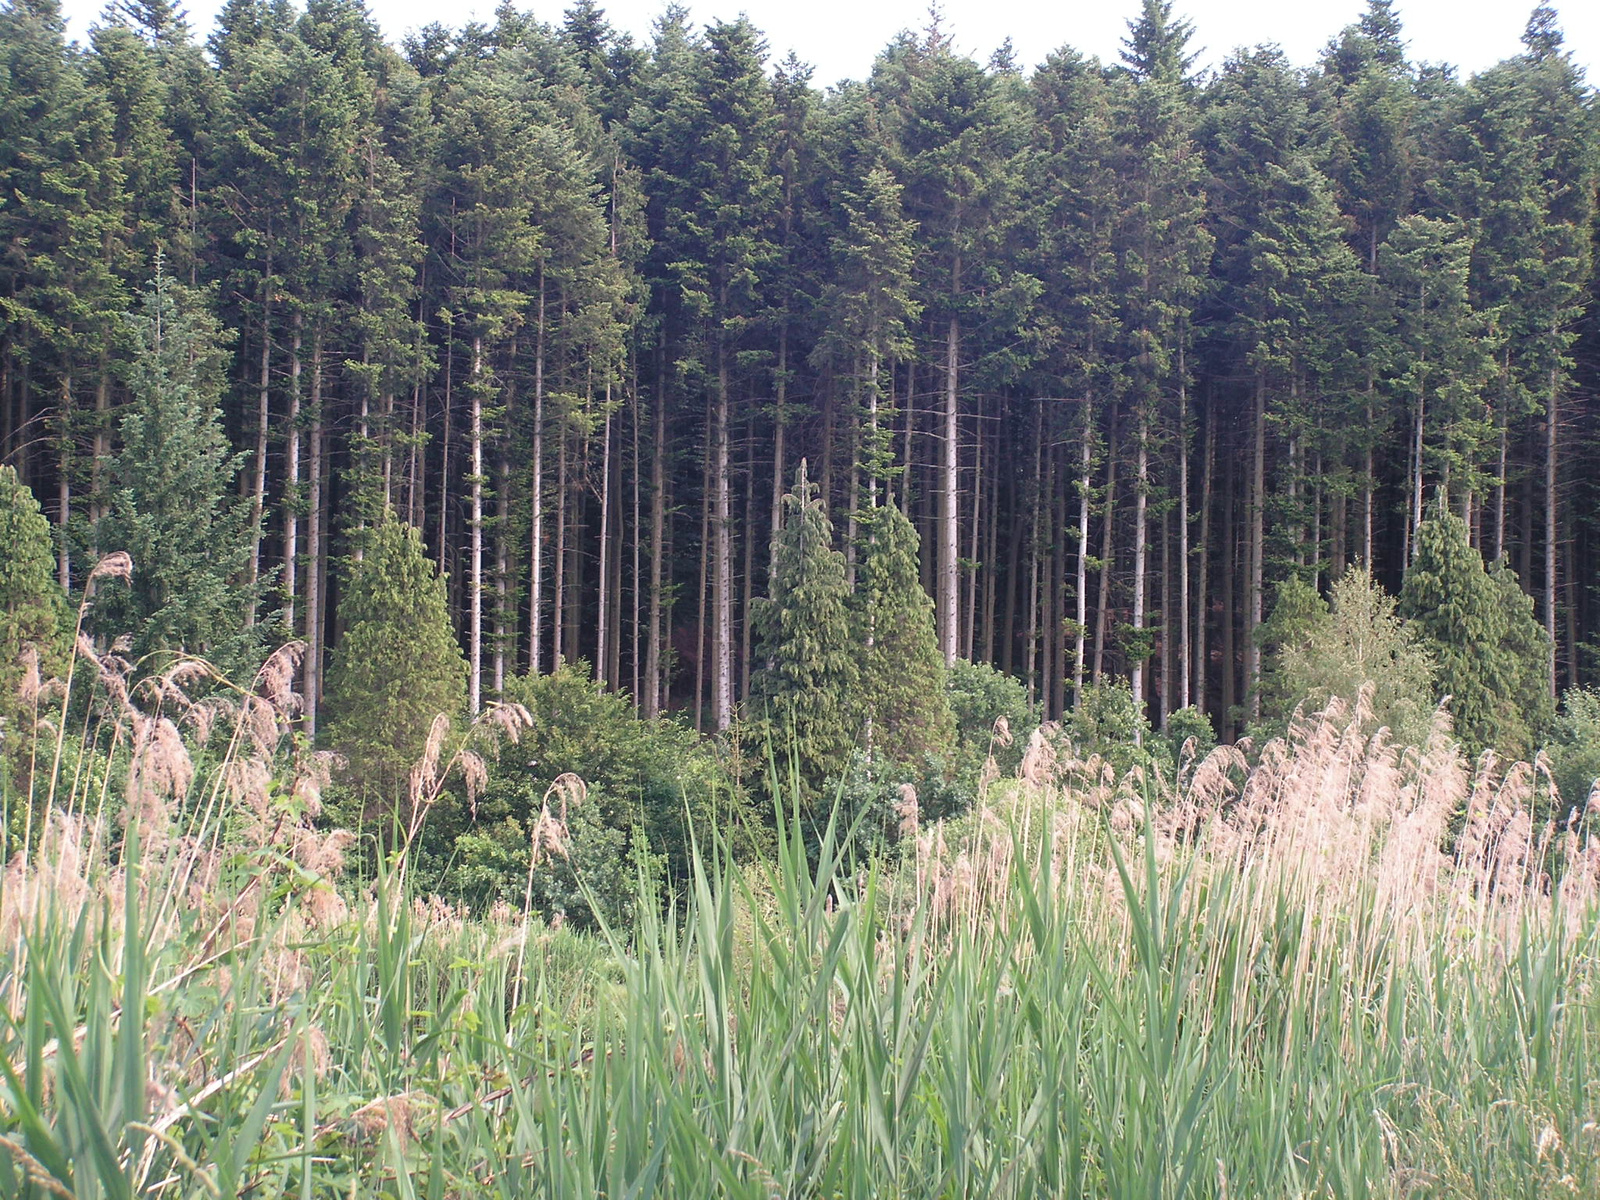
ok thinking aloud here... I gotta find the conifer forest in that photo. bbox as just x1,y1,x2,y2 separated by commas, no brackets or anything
8,0,1600,1194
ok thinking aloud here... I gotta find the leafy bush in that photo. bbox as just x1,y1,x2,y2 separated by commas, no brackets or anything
1163,705,1219,775
1549,688,1600,821
1261,567,1438,749
451,797,648,931
431,662,763,913
946,659,1035,777
1063,680,1152,777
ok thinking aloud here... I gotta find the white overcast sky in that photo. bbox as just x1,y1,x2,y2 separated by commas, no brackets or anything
58,1,1599,86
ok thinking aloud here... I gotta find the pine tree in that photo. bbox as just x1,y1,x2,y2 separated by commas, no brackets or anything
1380,214,1498,545
749,461,859,804
93,270,267,679
323,517,468,815
0,465,67,770
813,162,919,505
1399,507,1549,756
885,30,1029,665
1114,0,1211,710
857,501,954,764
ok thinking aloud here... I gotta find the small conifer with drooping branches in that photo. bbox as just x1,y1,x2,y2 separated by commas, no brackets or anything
323,516,468,819
857,500,954,764
749,460,860,806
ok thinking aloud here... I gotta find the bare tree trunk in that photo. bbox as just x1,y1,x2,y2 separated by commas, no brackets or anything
982,415,999,666
1073,400,1093,706
468,336,485,713
529,270,546,673
770,325,787,583
1221,441,1237,736
645,371,666,718
438,322,453,575
1001,440,1022,676
1093,407,1118,684
494,339,516,694
554,425,567,670
1247,373,1265,721
305,333,326,734
1178,363,1191,711
740,411,757,703
91,352,108,530
1362,390,1375,564
56,373,70,592
285,312,303,638
1195,406,1214,719
1025,406,1043,705
939,313,960,665
598,386,613,689
1042,444,1058,717
964,394,983,661
1409,376,1426,561
248,241,272,603
631,355,642,704
1130,409,1148,714
1547,366,1558,697
713,338,733,731
694,408,711,732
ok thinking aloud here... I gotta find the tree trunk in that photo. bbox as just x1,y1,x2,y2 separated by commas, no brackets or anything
645,357,666,719
1547,365,1558,697
1093,407,1118,684
713,338,733,731
438,322,453,576
248,241,272,604
56,372,70,592
529,269,546,673
468,335,485,714
598,386,613,690
1247,372,1265,721
631,354,643,704
554,424,567,669
305,332,326,734
285,312,302,639
1073,400,1092,707
770,325,787,584
1025,406,1043,705
939,313,960,666
693,408,711,732
965,394,984,662
1195,406,1214,719
494,338,516,694
1178,363,1191,711
1130,408,1148,716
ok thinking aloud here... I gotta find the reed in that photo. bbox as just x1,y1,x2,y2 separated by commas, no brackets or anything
2,644,1597,1196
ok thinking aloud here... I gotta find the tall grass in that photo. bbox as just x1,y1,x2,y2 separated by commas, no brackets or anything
2,624,1599,1197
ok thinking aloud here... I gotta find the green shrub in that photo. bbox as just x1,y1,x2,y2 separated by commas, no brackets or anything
432,662,763,912
1064,679,1152,776
1548,687,1600,821
946,658,1035,776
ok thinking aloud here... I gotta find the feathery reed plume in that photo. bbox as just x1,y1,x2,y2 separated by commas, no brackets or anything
1018,724,1058,788
254,641,306,719
894,783,920,838
88,551,133,584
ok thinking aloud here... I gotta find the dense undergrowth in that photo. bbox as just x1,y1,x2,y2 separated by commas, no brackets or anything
2,629,1600,1197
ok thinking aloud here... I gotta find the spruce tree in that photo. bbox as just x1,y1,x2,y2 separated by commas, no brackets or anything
0,465,67,771
857,501,954,765
1399,507,1549,756
749,461,859,804
323,517,468,814
93,270,266,678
